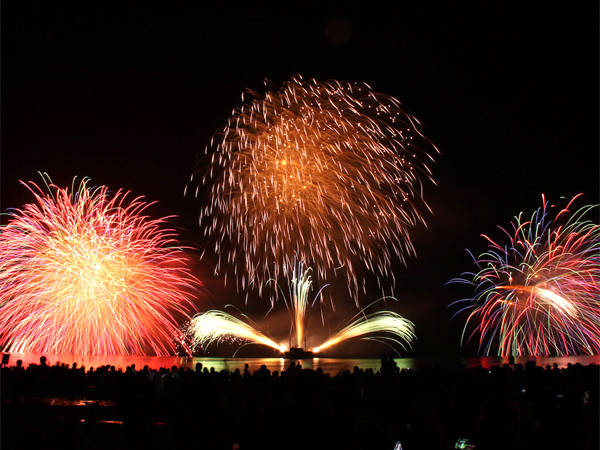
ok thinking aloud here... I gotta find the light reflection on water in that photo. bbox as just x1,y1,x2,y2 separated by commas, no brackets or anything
3,352,598,375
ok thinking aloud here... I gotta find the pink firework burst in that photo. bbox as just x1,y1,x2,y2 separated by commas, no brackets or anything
0,174,200,355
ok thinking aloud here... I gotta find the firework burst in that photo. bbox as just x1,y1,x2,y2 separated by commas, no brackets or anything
0,174,200,355
449,195,600,356
188,75,438,303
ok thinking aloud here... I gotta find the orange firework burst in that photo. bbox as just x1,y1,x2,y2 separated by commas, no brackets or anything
189,75,438,303
0,174,200,355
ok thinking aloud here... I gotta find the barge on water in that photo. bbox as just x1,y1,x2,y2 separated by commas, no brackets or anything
282,337,314,359
283,346,314,359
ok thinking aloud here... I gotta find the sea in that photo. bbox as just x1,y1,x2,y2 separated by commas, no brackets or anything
3,352,598,375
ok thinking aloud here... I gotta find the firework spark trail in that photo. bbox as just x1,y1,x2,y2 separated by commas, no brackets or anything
189,75,438,303
0,174,200,355
289,266,310,348
313,307,416,353
187,265,415,355
450,195,600,356
268,261,329,349
187,309,284,353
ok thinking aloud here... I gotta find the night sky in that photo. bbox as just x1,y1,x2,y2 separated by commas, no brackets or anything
3,3,598,358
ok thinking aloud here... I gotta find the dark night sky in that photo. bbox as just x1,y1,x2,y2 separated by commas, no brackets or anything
2,2,598,357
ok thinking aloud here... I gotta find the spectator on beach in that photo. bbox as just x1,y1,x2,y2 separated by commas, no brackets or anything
1,358,597,450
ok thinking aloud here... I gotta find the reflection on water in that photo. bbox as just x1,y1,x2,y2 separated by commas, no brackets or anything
43,398,117,407
3,352,598,375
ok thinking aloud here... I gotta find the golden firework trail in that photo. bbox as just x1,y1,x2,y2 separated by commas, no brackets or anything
189,75,438,304
187,309,285,354
313,302,416,353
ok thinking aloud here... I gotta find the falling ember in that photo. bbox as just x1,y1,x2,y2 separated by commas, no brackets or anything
0,174,200,355
189,75,438,303
449,195,600,356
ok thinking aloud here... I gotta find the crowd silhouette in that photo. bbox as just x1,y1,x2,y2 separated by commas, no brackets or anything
2,354,598,450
